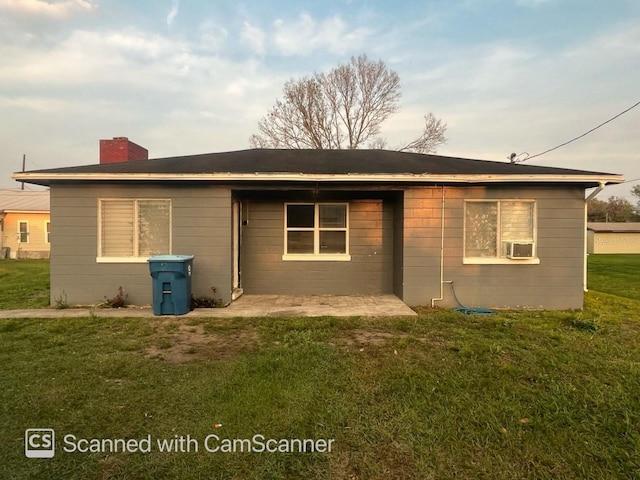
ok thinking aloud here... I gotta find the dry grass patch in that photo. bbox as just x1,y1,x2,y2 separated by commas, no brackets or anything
144,319,260,363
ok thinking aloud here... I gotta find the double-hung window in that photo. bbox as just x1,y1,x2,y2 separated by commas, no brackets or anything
98,199,171,262
283,203,350,261
464,200,538,264
18,221,29,243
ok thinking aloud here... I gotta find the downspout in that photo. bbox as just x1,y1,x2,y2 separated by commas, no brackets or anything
584,182,606,292
431,186,450,307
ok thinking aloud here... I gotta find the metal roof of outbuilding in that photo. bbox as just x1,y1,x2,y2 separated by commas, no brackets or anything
0,189,50,212
587,222,640,233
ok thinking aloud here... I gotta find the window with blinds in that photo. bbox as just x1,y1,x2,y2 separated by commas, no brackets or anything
99,199,171,259
500,201,535,249
464,200,536,259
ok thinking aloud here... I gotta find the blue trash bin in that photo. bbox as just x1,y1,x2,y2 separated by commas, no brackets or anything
148,255,195,315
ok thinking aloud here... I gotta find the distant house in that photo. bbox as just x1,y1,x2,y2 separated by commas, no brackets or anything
0,189,51,259
587,222,640,254
14,138,624,310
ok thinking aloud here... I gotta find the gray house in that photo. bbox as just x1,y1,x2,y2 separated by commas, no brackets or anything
14,144,623,310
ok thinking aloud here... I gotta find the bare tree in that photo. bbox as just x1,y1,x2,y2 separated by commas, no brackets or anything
250,54,446,153
398,113,447,154
249,77,338,149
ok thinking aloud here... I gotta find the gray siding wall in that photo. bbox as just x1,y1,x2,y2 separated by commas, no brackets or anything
49,182,586,310
50,184,232,306
402,185,586,309
241,199,394,294
401,187,444,306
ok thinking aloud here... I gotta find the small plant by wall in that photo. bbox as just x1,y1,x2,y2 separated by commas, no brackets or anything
190,286,223,309
103,286,128,308
54,291,69,310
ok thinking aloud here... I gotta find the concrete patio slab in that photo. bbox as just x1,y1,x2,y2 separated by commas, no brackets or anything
216,294,417,317
0,294,416,319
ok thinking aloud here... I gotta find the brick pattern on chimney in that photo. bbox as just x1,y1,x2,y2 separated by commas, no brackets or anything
100,137,148,164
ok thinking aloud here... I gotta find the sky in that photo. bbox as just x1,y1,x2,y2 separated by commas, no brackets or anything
1,0,639,201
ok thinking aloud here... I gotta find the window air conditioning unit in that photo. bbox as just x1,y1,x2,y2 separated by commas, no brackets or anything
506,242,534,259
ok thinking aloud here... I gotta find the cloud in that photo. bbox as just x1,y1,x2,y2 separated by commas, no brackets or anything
563,19,640,58
0,22,282,140
0,95,67,113
0,28,198,98
514,0,552,6
198,20,228,53
0,0,94,18
392,21,640,189
166,0,179,27
241,21,265,54
0,19,286,189
272,13,372,55
0,0,97,49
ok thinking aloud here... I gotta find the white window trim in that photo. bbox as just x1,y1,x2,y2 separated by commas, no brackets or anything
97,198,172,263
463,257,540,265
283,253,352,262
463,199,539,265
97,257,151,264
17,220,29,243
45,220,51,244
282,202,351,261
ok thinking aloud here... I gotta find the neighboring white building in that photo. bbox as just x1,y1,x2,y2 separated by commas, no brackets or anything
587,222,640,254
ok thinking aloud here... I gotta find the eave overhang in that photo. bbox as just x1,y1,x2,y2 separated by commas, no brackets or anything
12,171,626,188
0,209,50,214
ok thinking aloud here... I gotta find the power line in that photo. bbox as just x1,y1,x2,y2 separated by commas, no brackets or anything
513,100,640,162
621,177,640,185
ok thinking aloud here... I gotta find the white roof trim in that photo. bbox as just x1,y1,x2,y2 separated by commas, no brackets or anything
0,209,50,214
12,171,625,184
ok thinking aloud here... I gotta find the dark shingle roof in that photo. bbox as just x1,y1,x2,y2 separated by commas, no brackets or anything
22,148,616,177
15,149,624,189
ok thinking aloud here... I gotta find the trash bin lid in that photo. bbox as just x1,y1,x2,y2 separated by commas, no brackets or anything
147,255,195,262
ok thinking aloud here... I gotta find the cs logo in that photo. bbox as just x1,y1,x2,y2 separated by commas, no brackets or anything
25,429,55,458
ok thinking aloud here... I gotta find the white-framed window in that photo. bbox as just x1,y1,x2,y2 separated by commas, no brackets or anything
283,203,350,261
463,200,539,264
98,199,171,263
45,221,51,244
18,221,29,243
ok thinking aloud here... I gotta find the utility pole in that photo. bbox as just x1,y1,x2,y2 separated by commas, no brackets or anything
21,154,26,190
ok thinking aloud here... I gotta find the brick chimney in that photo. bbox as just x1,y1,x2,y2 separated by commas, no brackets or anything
99,137,148,164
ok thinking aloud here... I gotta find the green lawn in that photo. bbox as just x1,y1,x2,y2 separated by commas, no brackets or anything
0,258,639,479
588,254,640,301
0,259,50,309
